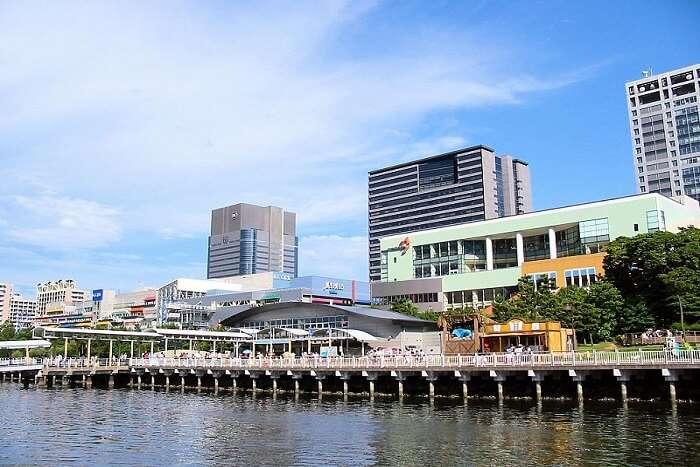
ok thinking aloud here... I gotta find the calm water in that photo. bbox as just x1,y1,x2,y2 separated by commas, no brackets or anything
1,384,699,466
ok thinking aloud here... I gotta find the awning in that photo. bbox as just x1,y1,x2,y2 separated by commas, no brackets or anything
0,340,51,350
483,332,545,338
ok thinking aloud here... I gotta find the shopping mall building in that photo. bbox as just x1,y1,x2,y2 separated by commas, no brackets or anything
371,193,700,311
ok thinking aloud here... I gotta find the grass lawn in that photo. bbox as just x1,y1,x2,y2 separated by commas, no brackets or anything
577,342,666,352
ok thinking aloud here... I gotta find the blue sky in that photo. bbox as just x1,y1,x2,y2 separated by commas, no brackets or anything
1,1,698,297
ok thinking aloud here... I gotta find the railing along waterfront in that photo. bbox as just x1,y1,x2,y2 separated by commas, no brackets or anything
23,349,700,372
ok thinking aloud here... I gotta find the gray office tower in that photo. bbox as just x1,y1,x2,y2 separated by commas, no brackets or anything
368,145,532,281
626,64,700,200
207,203,299,279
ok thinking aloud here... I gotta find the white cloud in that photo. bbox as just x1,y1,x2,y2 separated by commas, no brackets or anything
5,194,121,250
299,235,368,280
0,2,594,288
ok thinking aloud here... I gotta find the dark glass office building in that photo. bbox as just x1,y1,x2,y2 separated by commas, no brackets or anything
208,203,298,279
368,145,532,282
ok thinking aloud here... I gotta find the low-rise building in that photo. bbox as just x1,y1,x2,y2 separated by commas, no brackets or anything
157,278,245,324
372,193,700,311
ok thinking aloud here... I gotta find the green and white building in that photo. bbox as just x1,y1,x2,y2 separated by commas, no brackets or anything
371,194,700,311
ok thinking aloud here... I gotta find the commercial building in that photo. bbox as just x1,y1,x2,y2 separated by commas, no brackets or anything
368,145,532,281
111,289,157,329
207,203,299,279
626,64,700,201
9,293,37,330
35,280,88,316
372,193,700,311
171,273,370,328
157,278,244,324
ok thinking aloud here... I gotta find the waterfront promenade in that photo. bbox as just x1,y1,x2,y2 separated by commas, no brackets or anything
2,350,699,403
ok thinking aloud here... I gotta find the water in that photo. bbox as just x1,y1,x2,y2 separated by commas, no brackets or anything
1,385,699,466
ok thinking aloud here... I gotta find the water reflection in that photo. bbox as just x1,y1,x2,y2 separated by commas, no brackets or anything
0,385,698,466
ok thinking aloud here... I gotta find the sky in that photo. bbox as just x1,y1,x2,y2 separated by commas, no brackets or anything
1,0,699,297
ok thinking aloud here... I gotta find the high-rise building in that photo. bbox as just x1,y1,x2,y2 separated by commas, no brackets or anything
367,145,533,282
35,279,88,316
626,64,700,201
207,203,299,279
9,293,36,330
0,283,11,323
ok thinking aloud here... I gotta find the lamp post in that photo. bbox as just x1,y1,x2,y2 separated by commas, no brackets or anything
564,303,576,351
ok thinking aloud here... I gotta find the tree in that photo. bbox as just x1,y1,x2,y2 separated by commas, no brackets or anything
390,298,440,321
604,227,700,328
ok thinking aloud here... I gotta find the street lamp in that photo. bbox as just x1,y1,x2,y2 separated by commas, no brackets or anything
564,303,576,351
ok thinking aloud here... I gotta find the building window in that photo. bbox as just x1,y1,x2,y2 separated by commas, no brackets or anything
638,166,644,173
634,223,639,232
646,210,666,232
640,186,646,192
639,176,645,183
637,157,643,163
565,268,597,288
579,218,610,253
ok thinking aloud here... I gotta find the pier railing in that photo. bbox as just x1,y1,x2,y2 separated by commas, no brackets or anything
18,349,700,372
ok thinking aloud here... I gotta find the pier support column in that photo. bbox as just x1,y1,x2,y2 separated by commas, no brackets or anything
422,371,438,399
62,375,70,387
197,376,202,391
108,374,115,389
137,375,142,389
82,374,86,388
392,371,410,399
491,370,507,402
369,380,375,399
36,375,46,387
252,378,257,393
569,370,587,404
614,369,631,404
294,378,300,395
231,375,238,393
662,369,680,405
317,379,323,397
455,371,472,402
86,375,93,389
343,380,349,397
165,375,170,391
128,375,134,388
365,371,379,400
181,376,186,391
52,375,56,387
214,377,219,393
1,373,5,382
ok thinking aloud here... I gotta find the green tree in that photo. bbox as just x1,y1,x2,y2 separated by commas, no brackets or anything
390,298,440,321
604,227,700,328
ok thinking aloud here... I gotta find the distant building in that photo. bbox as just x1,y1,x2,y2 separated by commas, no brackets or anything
368,145,532,281
626,64,700,201
111,289,158,329
157,278,244,324
0,283,11,324
9,293,36,330
35,280,88,316
207,203,299,279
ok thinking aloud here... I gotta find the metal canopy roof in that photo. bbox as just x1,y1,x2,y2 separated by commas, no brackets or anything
312,328,379,343
38,327,161,339
0,340,52,350
154,328,253,340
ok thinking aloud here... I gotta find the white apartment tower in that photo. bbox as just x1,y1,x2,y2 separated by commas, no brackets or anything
35,280,88,316
626,64,700,201
9,294,37,330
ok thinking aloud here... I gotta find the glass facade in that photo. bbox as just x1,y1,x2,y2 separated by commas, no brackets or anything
579,218,610,253
445,286,518,310
493,238,517,269
418,156,457,190
676,105,700,155
683,166,700,201
412,240,486,278
241,315,348,331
